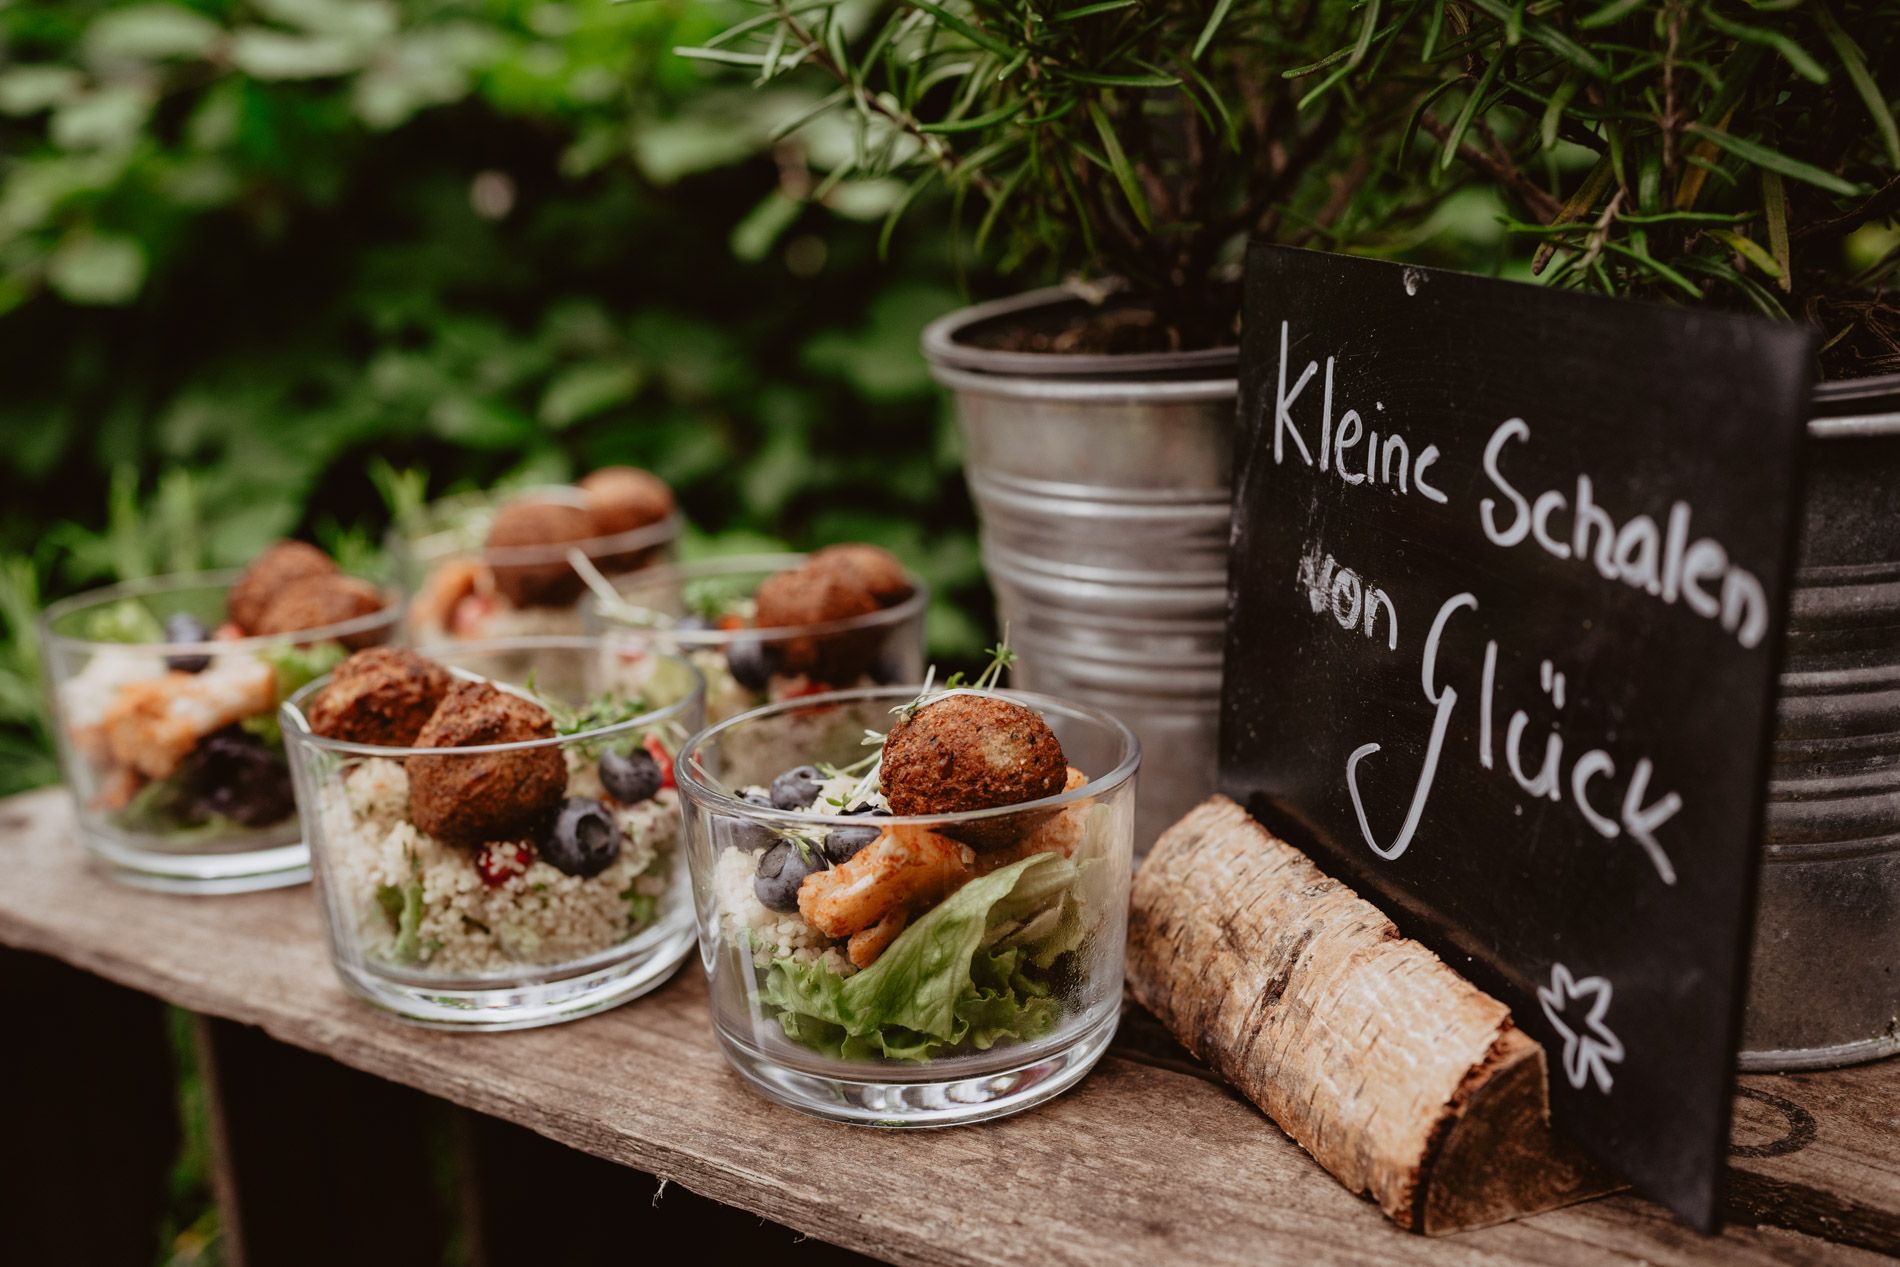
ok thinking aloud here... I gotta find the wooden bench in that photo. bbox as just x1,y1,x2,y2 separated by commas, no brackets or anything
1,786,1894,1265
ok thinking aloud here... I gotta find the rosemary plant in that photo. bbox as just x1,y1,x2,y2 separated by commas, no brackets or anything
681,0,1898,372
1330,0,1900,376
676,0,1381,348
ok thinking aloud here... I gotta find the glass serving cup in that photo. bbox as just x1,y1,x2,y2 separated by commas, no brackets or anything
582,553,930,724
677,686,1140,1126
390,485,682,646
282,636,704,1030
39,569,404,893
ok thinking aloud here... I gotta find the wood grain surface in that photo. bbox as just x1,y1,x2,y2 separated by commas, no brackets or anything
0,787,1890,1267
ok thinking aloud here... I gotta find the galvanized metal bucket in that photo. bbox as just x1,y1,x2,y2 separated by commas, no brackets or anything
928,288,1898,1071
923,287,1236,852
1742,373,1900,1071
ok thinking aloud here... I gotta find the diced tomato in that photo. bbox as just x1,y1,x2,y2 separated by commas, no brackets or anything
451,594,495,637
716,614,745,631
476,841,531,887
643,732,675,788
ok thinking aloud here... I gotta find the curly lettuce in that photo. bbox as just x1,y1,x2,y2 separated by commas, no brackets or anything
758,806,1116,1062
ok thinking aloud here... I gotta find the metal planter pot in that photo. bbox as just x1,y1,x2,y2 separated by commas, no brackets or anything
1743,373,1900,1071
927,287,1899,1071
923,287,1236,852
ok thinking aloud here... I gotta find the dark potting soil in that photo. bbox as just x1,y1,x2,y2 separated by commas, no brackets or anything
1814,292,1900,380
963,283,1240,357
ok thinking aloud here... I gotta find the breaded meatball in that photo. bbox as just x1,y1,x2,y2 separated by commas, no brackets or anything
753,564,881,683
485,497,598,608
882,693,1068,852
253,574,390,648
408,680,568,844
579,466,675,538
227,541,337,633
305,647,453,747
809,544,913,608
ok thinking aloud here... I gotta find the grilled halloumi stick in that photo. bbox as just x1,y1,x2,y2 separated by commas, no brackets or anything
103,657,277,779
797,823,974,940
847,909,908,968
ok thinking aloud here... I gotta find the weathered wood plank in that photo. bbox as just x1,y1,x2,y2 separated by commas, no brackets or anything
1726,1065,1900,1255
0,787,1888,1267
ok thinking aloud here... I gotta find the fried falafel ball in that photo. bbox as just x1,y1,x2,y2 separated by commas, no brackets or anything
809,543,913,608
253,574,390,648
484,497,597,609
305,647,453,747
578,466,675,537
753,564,880,683
408,679,567,844
881,694,1068,852
227,541,338,633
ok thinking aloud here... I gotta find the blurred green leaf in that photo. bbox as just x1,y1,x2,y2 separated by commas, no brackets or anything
539,361,643,429
84,5,223,63
47,232,146,304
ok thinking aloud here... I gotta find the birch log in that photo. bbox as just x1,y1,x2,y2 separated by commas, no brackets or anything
1125,795,1618,1234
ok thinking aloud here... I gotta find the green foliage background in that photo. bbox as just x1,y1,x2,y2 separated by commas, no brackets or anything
0,0,1007,808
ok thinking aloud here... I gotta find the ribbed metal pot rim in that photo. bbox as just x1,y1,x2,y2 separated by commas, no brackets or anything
969,469,1234,513
926,289,1900,438
921,284,1239,380
931,361,1237,403
1810,370,1900,437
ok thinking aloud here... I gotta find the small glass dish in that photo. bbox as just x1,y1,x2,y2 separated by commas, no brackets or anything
677,686,1139,1126
583,553,930,724
282,636,704,1030
392,485,682,645
40,569,404,893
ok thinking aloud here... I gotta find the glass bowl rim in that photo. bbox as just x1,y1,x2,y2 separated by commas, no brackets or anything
279,636,706,758
39,567,406,656
674,684,1141,830
585,551,932,643
390,485,683,567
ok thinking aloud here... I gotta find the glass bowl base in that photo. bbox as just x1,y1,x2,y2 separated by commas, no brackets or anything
82,831,312,894
333,920,698,1031
716,1009,1119,1127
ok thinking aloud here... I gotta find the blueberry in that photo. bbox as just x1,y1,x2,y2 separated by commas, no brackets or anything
842,802,891,817
182,727,293,826
716,793,778,852
725,636,778,691
543,797,622,877
600,747,662,804
754,838,824,913
163,612,212,674
823,822,881,865
770,765,823,810
674,614,711,633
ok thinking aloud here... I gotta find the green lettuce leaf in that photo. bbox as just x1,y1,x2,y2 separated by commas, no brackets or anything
244,640,348,745
758,852,1073,1062
374,879,426,964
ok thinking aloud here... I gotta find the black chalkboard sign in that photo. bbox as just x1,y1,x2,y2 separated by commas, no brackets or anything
1221,244,1816,1230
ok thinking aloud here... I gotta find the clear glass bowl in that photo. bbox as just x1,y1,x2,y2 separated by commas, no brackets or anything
583,553,930,724
39,569,404,893
282,637,705,1030
677,686,1140,1126
390,485,682,645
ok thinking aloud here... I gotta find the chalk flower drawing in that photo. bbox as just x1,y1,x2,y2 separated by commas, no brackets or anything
1538,963,1625,1094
